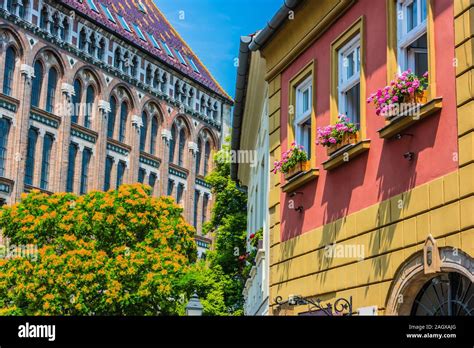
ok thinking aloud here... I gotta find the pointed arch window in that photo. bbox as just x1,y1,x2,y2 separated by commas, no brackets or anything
145,65,152,85
97,38,105,61
72,79,81,124
80,147,92,195
150,116,158,155
60,17,69,41
18,0,30,19
119,101,128,143
203,141,211,176
0,118,11,177
24,127,38,185
140,112,148,152
104,156,113,191
169,124,176,163
178,128,186,167
66,142,77,192
3,47,16,96
131,56,138,78
46,67,58,113
79,28,87,51
40,133,54,190
161,73,167,93
114,48,121,69
122,52,129,74
40,6,48,31
51,12,60,37
88,33,96,56
116,160,126,188
107,96,116,138
84,85,95,128
6,0,13,13
196,138,202,175
31,61,43,107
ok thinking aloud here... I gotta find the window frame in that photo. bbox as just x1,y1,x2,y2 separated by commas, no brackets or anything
0,118,11,177
40,133,54,190
330,16,366,139
24,127,38,185
3,46,16,96
294,75,312,159
117,14,132,33
80,147,92,195
288,61,316,167
66,142,78,192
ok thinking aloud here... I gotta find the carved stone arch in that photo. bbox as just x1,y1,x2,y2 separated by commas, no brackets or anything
143,100,164,123
197,126,218,149
108,82,137,111
73,66,103,96
171,114,192,138
33,46,66,77
385,242,474,315
0,25,26,57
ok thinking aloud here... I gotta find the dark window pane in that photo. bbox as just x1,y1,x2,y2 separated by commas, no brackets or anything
104,156,113,191
40,133,54,190
107,97,116,138
66,143,77,192
3,47,16,96
46,68,58,113
80,148,91,194
31,61,43,107
25,128,38,185
0,118,11,177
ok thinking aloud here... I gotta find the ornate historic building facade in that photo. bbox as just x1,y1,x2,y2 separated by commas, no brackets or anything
0,0,232,255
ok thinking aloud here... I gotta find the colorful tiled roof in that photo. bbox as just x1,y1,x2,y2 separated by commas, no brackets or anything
60,0,232,102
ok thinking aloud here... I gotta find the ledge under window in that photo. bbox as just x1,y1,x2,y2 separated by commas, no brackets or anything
281,168,319,193
322,140,371,171
377,97,443,139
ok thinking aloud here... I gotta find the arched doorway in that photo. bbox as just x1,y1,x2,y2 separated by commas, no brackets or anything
411,272,473,316
385,240,474,315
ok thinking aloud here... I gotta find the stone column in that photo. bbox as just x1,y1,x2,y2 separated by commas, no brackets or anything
11,64,34,203
55,82,74,192
94,100,110,191
129,114,142,183
160,129,172,197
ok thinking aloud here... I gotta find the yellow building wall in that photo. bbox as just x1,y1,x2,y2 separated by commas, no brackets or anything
264,0,474,315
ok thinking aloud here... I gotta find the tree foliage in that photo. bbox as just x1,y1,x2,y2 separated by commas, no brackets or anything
0,184,198,315
202,142,248,314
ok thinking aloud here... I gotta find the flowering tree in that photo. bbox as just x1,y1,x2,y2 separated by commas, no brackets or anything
367,69,428,116
316,115,358,147
0,184,198,315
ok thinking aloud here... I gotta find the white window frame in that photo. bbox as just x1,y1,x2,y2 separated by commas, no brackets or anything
294,76,312,154
397,0,428,73
338,34,361,120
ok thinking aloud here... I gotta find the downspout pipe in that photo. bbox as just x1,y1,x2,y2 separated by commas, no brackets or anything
248,0,303,51
230,35,253,181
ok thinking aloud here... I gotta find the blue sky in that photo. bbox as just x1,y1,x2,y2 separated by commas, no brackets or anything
154,0,282,99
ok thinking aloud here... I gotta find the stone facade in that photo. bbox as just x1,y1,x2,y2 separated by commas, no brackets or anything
0,0,232,255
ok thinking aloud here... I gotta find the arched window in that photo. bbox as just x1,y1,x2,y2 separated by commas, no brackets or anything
79,28,87,51
119,101,128,143
140,112,148,152
161,73,167,93
138,168,145,183
116,160,126,188
104,156,113,191
18,0,30,19
88,33,96,56
80,147,92,195
153,70,159,89
72,79,81,124
203,141,211,176
178,128,186,167
181,85,187,104
61,17,69,41
51,12,59,37
46,67,58,113
0,118,11,177
107,96,116,138
114,48,121,69
122,52,129,74
169,124,176,163
40,6,48,31
97,38,105,61
150,116,158,155
145,65,152,85
188,89,194,107
149,172,157,192
84,85,95,128
66,142,77,192
193,190,199,228
40,133,54,190
174,81,180,100
24,127,38,185
3,47,16,96
6,0,13,12
131,56,138,77
200,96,206,114
195,138,202,175
31,61,43,107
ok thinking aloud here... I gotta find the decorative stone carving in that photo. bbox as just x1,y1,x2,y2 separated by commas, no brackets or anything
423,235,441,274
20,64,35,80
161,129,172,142
98,100,111,113
61,83,75,96
131,114,143,128
188,141,198,154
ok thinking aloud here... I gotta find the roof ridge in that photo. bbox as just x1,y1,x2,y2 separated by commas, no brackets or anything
148,0,233,102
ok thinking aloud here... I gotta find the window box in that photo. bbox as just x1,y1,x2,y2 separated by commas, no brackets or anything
327,132,359,156
281,168,319,193
378,97,442,139
322,140,371,171
284,160,310,181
